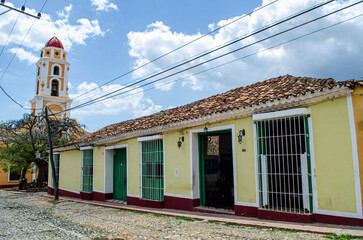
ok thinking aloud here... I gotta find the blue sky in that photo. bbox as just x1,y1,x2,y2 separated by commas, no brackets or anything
1,0,363,131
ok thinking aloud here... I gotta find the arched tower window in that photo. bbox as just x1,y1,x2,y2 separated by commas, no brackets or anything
37,67,40,76
53,66,60,75
51,80,59,96
36,81,39,94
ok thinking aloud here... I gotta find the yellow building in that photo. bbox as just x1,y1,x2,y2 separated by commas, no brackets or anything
30,37,72,118
50,75,363,226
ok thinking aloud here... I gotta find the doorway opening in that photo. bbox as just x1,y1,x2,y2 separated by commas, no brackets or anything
199,130,234,210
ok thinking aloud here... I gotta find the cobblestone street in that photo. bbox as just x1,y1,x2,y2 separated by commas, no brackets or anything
0,190,354,239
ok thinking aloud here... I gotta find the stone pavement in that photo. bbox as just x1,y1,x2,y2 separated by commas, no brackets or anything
39,192,363,237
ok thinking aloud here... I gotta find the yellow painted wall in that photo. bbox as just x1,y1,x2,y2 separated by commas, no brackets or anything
311,96,356,213
352,87,363,212
57,150,82,192
0,167,33,187
93,146,104,192
164,130,191,196
127,138,140,196
234,116,256,204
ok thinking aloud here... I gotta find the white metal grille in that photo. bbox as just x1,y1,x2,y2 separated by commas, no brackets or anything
255,116,312,214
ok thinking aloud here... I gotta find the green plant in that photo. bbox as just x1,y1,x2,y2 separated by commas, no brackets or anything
325,233,362,240
176,216,195,222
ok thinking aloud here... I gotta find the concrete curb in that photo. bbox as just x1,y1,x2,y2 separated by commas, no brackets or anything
40,193,363,237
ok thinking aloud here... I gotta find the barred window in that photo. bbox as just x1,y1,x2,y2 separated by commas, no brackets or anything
141,139,164,201
255,115,312,214
82,149,93,193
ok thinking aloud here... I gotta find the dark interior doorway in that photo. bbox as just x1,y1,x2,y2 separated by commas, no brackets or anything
199,131,234,210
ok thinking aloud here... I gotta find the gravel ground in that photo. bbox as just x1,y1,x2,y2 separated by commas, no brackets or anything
0,190,333,239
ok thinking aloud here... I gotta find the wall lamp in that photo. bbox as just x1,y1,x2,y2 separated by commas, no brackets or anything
177,136,184,148
204,124,208,133
238,129,245,144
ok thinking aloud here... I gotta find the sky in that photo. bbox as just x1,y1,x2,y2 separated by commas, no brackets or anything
0,0,362,131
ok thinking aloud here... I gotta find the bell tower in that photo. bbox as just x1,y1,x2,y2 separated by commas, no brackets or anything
30,37,72,118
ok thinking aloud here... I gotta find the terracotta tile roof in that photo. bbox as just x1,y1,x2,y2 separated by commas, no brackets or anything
73,75,362,144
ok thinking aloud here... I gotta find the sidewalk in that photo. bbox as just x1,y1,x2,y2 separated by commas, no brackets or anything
39,193,363,237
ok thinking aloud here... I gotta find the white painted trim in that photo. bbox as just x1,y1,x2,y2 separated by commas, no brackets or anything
139,142,142,198
308,116,318,214
189,124,236,206
314,209,363,219
104,144,129,195
236,201,259,207
252,108,309,121
104,144,127,150
53,152,60,155
93,190,105,194
80,146,93,151
253,122,260,208
32,164,36,182
127,194,140,198
163,136,166,199
58,187,80,194
137,135,163,142
164,193,193,199
347,94,363,218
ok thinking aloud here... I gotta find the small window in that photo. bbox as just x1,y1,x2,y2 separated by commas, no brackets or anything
40,51,43,57
37,67,40,76
36,81,39,94
53,66,59,75
9,166,21,181
55,52,59,56
51,80,59,96
46,51,50,55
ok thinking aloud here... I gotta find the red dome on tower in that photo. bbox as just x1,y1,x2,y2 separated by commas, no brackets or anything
45,37,64,49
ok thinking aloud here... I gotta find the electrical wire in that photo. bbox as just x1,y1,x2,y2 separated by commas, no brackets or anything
0,9,11,16
70,0,280,102
71,0,334,104
82,13,363,109
0,0,48,109
61,0,357,115
0,1,26,57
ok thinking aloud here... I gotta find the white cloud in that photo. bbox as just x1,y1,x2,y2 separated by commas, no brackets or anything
127,0,363,92
8,47,38,65
90,0,118,11
70,82,162,120
0,2,105,64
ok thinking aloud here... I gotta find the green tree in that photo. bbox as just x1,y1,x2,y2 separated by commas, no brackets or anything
0,113,85,187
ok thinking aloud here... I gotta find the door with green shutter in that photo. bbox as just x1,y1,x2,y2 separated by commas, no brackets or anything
113,148,127,201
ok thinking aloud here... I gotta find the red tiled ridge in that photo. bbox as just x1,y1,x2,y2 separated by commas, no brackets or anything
71,75,362,144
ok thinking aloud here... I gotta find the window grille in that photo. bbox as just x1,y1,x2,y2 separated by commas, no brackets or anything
53,154,60,187
255,116,312,214
82,149,93,193
141,139,164,201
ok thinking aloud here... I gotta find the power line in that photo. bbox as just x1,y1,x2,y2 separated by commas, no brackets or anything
63,0,345,114
71,0,333,105
85,13,363,109
0,0,28,57
70,0,280,102
0,9,11,16
0,0,48,109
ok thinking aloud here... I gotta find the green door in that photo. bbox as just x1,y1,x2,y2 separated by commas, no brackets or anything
113,148,127,201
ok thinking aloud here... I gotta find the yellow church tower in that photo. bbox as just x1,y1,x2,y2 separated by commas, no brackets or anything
30,37,72,118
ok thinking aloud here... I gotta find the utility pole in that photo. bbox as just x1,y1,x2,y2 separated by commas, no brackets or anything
44,106,58,200
0,1,42,19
